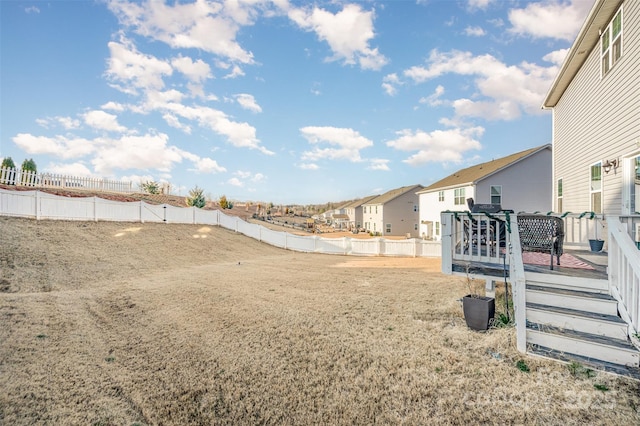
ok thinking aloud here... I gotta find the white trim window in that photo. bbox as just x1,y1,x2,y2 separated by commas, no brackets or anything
632,155,640,214
438,191,445,202
386,223,391,233
435,221,440,237
557,178,563,213
454,188,465,205
601,7,623,77
590,162,602,214
490,185,502,205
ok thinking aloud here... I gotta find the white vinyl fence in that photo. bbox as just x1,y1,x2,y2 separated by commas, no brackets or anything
0,188,441,258
0,167,132,193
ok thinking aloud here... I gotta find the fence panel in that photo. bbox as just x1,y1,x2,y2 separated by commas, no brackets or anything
350,239,380,256
286,234,317,252
219,211,239,231
381,239,416,257
237,220,262,240
194,209,219,225
166,205,195,224
0,189,36,217
417,240,442,257
315,237,348,254
39,193,93,220
260,228,287,248
95,199,141,221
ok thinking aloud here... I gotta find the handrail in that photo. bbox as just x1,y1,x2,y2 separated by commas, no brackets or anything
607,216,640,337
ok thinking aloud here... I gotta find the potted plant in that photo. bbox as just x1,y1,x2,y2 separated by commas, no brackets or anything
588,214,604,252
462,271,495,331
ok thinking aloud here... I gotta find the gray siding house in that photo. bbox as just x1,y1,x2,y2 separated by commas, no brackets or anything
543,0,639,217
362,185,423,237
417,145,552,240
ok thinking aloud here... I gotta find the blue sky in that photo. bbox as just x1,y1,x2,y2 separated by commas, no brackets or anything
0,0,593,205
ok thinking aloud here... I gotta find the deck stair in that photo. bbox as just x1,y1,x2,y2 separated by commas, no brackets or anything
524,272,640,377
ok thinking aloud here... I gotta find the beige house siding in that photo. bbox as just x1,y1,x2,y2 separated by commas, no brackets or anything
552,1,640,216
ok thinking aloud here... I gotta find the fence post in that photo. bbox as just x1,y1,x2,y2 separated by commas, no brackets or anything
440,213,452,274
93,196,98,222
35,190,41,220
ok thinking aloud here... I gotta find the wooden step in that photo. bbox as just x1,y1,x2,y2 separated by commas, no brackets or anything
526,284,618,316
526,302,628,340
525,271,608,293
528,344,640,380
526,324,639,366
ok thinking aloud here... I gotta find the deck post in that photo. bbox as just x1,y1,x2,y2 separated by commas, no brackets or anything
508,213,527,353
441,212,452,274
485,279,495,298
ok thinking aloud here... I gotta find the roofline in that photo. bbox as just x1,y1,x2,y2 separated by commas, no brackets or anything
362,184,423,205
542,0,622,108
417,144,551,194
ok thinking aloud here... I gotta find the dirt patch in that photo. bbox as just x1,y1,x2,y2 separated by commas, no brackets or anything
1,217,638,425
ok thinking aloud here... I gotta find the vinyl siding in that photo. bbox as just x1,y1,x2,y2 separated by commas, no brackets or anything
475,147,552,212
553,1,640,216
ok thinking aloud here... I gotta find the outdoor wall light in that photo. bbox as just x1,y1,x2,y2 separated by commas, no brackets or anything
603,159,619,173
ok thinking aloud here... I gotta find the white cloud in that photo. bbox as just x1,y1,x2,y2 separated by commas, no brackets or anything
382,73,401,96
386,127,483,166
91,132,183,175
25,6,40,14
368,159,390,171
403,49,558,120
43,162,93,177
83,110,127,133
467,0,494,11
228,177,244,187
171,55,212,83
543,49,569,66
235,94,262,113
508,0,592,41
464,26,486,37
36,116,81,130
299,163,319,170
288,4,388,70
101,101,127,112
190,157,226,174
106,37,172,95
107,0,256,64
252,173,265,182
300,126,373,162
419,85,446,107
162,113,192,134
223,65,245,79
13,133,94,159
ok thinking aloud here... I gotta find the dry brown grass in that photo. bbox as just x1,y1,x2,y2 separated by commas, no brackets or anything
1,217,639,425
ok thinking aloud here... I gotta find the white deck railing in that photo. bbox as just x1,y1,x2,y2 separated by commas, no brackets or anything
0,167,132,194
607,216,640,337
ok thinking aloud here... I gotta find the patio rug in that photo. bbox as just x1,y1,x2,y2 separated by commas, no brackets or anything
522,252,595,270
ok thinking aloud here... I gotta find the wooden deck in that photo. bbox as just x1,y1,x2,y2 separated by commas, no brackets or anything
452,249,608,280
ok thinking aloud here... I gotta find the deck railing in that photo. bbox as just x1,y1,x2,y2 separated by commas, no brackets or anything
607,216,640,338
440,211,511,273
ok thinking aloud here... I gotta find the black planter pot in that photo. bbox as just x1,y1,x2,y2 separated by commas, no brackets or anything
589,239,604,252
463,295,495,331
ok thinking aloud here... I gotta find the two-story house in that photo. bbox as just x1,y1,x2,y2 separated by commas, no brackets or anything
543,0,639,218
362,185,424,237
417,145,552,240
344,195,378,231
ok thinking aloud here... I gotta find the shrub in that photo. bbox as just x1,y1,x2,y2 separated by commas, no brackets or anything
186,186,206,208
139,181,160,194
1,157,16,169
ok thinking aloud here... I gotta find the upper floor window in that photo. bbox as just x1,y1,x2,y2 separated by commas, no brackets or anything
590,162,602,214
490,185,502,205
438,191,445,202
454,188,465,205
413,204,418,212
601,7,623,77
